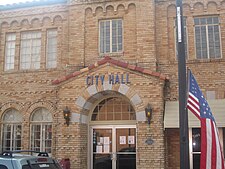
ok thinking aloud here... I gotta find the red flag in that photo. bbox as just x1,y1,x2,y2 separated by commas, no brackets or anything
187,70,225,169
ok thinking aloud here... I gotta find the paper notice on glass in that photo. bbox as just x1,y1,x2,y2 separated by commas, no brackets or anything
120,136,126,144
128,136,135,144
100,137,104,144
104,145,110,153
96,145,102,153
104,137,110,144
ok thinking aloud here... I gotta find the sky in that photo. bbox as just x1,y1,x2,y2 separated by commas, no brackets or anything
0,0,35,5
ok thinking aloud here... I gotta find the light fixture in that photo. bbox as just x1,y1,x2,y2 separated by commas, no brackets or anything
145,103,152,125
63,106,71,126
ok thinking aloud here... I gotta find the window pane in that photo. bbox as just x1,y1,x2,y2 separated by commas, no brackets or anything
193,154,200,169
100,22,105,53
192,128,201,152
194,17,221,59
2,124,11,151
99,19,123,54
46,29,57,68
31,108,52,153
200,18,206,25
31,125,41,152
20,31,41,70
194,18,200,25
192,128,201,169
105,21,110,53
2,124,22,151
91,97,135,121
213,17,219,24
13,125,22,150
5,33,16,71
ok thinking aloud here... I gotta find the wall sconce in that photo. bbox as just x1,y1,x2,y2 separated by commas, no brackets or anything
63,106,71,126
145,103,152,125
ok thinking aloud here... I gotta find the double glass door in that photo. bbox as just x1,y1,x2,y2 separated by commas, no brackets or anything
91,126,136,169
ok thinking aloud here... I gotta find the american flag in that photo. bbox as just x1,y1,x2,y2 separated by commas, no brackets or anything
187,70,225,169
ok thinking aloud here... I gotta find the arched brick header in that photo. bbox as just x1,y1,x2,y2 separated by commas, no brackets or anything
86,2,134,16
26,100,57,121
75,83,146,124
0,101,24,120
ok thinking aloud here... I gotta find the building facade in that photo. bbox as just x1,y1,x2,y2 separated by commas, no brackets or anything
0,0,225,169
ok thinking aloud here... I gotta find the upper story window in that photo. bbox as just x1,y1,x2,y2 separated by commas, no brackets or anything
2,109,22,151
46,29,57,69
175,17,188,59
99,19,123,54
20,31,41,70
5,33,16,71
194,17,221,59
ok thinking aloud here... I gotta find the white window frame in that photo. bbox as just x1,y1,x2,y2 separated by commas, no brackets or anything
189,128,225,169
46,29,57,69
20,31,41,70
2,124,22,151
30,108,52,153
99,19,123,54
31,123,52,153
194,16,221,59
189,128,201,169
1,109,22,151
5,33,16,71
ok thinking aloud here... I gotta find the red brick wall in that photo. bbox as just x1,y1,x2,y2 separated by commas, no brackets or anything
165,129,180,169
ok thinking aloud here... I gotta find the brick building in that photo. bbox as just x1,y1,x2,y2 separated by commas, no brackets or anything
0,0,225,169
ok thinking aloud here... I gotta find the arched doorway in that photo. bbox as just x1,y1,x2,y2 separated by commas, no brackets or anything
89,93,136,169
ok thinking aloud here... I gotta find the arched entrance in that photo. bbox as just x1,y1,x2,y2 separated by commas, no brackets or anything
88,92,136,169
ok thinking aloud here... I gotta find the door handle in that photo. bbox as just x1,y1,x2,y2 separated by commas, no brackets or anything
111,153,117,161
110,153,113,160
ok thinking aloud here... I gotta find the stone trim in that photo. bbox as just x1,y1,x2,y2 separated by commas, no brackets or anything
75,82,144,123
75,96,86,108
87,85,98,96
118,84,129,95
136,111,146,122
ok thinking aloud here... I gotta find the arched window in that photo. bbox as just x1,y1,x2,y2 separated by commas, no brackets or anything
30,108,52,153
91,97,136,121
2,109,22,151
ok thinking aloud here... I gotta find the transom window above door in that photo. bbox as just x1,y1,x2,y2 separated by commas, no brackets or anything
99,19,123,54
91,97,135,121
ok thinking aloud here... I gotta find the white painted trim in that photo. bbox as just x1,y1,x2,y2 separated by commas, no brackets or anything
164,100,225,128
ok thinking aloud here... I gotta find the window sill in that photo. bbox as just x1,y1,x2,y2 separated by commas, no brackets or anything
172,58,225,64
2,68,59,74
187,58,225,64
99,52,124,58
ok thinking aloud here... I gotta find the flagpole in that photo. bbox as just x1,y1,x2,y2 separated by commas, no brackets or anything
176,0,190,168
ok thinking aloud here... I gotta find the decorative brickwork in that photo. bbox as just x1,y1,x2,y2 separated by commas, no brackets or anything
1,0,225,168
